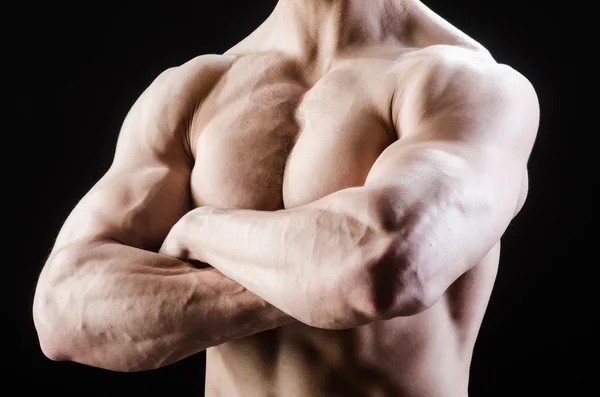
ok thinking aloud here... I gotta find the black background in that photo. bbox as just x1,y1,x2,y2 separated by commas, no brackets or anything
11,1,591,395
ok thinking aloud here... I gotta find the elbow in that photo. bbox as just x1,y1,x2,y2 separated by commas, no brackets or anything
360,242,437,321
33,275,71,362
34,310,68,363
34,284,154,372
318,237,429,328
33,246,110,369
348,188,435,319
33,245,194,373
36,331,71,363
33,281,72,363
33,245,83,363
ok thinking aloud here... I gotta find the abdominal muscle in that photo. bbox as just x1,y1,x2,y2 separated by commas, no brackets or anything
188,51,500,397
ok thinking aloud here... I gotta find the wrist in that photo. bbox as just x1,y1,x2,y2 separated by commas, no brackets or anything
178,206,223,261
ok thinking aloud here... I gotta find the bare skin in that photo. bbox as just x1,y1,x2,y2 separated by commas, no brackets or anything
33,0,539,396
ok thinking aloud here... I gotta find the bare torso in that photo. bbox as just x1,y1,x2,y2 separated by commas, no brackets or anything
32,0,538,389
187,3,502,394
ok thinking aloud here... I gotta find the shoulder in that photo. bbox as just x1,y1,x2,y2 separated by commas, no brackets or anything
419,45,536,107
117,54,236,161
390,45,539,142
392,44,538,109
143,54,236,103
128,54,236,121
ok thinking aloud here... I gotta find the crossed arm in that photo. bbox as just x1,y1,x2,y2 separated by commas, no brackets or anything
160,60,538,329
33,54,538,372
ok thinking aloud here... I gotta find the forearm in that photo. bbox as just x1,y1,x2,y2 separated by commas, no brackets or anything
179,188,393,329
33,240,294,372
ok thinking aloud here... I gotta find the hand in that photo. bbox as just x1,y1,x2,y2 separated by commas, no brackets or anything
158,206,223,262
159,215,191,261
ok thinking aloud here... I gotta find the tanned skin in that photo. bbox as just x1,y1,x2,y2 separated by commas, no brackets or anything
33,0,539,396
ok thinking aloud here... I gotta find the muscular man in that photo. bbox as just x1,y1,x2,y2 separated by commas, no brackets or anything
33,0,539,395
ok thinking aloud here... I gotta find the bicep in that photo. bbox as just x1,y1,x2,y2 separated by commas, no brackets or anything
54,162,190,252
366,139,512,263
52,67,198,253
364,59,539,305
370,57,539,223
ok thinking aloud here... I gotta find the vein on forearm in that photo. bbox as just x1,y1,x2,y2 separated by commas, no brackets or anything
183,188,391,326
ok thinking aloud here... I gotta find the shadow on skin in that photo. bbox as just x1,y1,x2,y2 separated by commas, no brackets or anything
290,325,401,397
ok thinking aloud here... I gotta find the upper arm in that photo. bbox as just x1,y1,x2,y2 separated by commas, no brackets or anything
52,55,232,253
365,52,539,311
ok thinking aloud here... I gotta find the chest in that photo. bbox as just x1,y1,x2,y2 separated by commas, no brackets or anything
189,53,396,210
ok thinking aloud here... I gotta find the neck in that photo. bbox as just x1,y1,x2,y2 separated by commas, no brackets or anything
273,0,414,59
225,0,489,62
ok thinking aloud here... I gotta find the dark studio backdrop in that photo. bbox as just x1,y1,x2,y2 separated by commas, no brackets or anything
11,1,591,395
